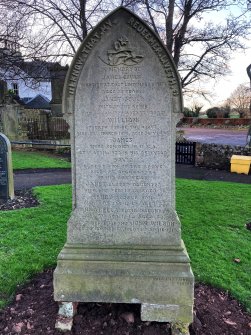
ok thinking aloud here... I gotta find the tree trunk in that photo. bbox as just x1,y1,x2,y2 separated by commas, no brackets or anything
173,0,192,66
79,0,88,41
166,0,175,53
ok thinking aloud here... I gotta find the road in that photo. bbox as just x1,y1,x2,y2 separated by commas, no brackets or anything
180,128,248,146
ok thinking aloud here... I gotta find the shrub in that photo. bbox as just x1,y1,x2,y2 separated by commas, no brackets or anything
183,105,202,117
183,107,194,117
206,107,217,118
206,106,232,118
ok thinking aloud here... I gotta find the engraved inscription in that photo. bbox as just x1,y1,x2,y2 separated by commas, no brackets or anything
127,16,179,96
0,171,7,186
73,48,177,244
70,8,182,245
60,266,193,287
66,12,180,100
68,19,115,95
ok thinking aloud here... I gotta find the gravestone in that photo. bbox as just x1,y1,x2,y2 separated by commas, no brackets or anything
54,7,194,334
0,133,14,201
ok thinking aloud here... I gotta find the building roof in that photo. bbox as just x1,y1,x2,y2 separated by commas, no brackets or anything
0,47,67,81
24,94,51,110
21,61,61,81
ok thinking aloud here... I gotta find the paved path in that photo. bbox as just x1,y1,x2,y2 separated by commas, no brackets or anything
180,128,248,146
176,165,250,184
14,169,71,190
14,166,250,190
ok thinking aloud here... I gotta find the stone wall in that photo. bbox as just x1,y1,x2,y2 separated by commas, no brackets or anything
0,104,48,140
181,117,251,127
0,101,70,143
196,143,251,170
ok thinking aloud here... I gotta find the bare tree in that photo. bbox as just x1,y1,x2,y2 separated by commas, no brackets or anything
137,0,250,90
0,1,28,80
0,0,250,91
226,83,250,118
0,0,115,86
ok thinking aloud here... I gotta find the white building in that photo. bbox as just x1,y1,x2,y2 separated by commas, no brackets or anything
7,75,52,101
0,46,68,114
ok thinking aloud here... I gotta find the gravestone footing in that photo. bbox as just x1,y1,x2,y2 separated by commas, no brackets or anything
171,322,190,335
55,302,78,332
54,242,194,326
54,302,191,334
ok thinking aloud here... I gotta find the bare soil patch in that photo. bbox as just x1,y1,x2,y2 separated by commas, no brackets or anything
0,269,251,335
0,190,39,211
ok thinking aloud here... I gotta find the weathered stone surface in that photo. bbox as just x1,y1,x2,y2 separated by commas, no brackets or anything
55,316,73,332
54,6,194,326
171,322,190,335
0,133,14,201
55,302,78,332
0,105,20,140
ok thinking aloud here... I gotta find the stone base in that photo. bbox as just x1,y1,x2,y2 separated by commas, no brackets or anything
171,322,190,335
55,303,190,334
55,302,78,332
54,241,194,324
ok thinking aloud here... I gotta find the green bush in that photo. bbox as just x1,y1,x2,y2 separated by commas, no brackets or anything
206,107,230,118
206,107,218,118
183,107,193,117
183,105,201,117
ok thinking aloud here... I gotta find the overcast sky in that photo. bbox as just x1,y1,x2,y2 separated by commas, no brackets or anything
183,4,250,110
186,49,251,110
211,51,250,103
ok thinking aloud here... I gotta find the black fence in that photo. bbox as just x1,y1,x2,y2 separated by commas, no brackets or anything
22,118,70,140
176,142,196,165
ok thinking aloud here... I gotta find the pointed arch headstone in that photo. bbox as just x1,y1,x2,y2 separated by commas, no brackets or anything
54,7,194,333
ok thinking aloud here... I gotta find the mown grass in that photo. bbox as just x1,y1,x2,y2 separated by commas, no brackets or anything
12,150,71,170
0,180,250,312
0,185,72,308
176,179,251,312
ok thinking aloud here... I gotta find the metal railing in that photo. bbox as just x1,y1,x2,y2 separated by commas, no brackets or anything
176,142,196,165
20,118,70,140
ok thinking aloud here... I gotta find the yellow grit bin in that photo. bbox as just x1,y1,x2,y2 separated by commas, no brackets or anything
230,155,251,175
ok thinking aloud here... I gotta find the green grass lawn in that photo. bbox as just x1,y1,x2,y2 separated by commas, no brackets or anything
177,179,251,312
12,150,71,170
0,180,250,312
0,185,72,308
